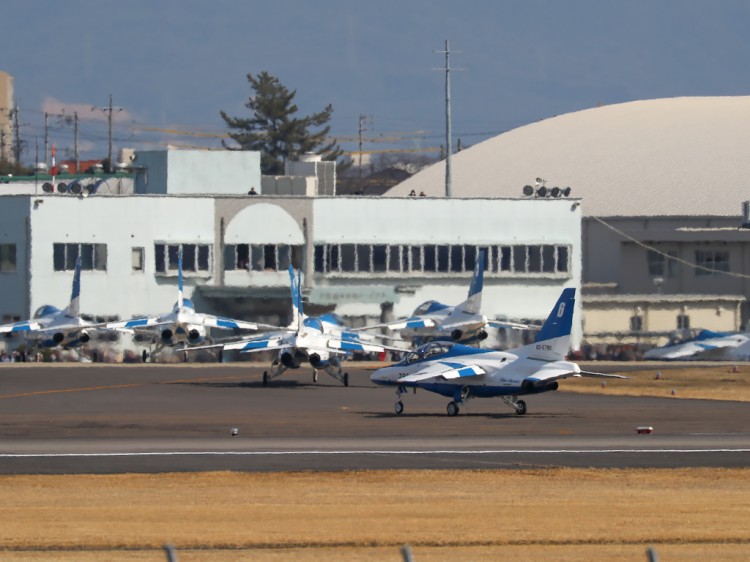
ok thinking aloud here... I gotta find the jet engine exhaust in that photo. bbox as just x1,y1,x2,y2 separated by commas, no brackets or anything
280,352,301,369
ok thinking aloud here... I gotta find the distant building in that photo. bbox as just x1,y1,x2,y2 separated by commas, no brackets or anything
0,71,14,162
0,148,582,351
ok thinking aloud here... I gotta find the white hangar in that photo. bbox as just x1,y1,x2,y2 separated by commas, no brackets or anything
391,96,750,348
0,149,583,351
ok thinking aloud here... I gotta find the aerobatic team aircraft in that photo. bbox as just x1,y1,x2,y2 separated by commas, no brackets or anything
357,249,528,346
211,266,406,386
643,329,750,360
371,288,625,416
106,246,273,360
0,256,101,350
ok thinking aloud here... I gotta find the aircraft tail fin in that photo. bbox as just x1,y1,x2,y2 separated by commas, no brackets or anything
518,288,576,361
459,249,486,314
288,265,304,330
64,255,82,318
177,245,184,309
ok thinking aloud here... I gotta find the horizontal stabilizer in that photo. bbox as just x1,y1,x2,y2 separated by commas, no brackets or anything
223,336,289,352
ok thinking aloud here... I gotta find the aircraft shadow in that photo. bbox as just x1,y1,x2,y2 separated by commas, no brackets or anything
360,411,570,420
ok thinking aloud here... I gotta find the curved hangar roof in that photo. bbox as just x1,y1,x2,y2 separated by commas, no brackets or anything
387,97,750,217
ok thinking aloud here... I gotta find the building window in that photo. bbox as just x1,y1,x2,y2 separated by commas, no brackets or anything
53,243,107,271
695,250,729,276
225,243,302,272
647,249,678,278
310,243,572,277
131,247,144,272
0,244,16,272
630,315,643,332
154,243,211,274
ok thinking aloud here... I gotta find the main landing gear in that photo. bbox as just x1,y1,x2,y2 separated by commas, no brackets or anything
501,395,527,415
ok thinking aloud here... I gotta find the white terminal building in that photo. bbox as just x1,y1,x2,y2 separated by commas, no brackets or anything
0,150,583,352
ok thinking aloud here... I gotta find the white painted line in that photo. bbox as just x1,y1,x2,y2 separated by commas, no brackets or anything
1,448,749,458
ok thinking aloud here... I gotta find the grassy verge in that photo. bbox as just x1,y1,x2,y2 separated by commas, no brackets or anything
562,364,750,401
1,468,748,560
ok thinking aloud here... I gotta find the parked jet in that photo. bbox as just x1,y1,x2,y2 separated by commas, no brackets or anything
107,247,271,360
371,288,625,416
643,329,749,360
357,249,528,346
217,266,406,386
0,256,100,350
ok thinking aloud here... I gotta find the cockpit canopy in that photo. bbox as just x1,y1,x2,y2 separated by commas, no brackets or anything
413,300,450,316
403,341,455,365
34,305,61,318
303,317,324,332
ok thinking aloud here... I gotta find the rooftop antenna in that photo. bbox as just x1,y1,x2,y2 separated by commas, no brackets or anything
433,40,464,198
92,94,123,172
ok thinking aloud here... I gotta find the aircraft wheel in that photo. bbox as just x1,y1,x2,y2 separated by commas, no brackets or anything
395,401,404,415
313,371,318,383
447,401,460,417
262,372,269,386
141,350,149,363
515,400,527,416
343,372,349,387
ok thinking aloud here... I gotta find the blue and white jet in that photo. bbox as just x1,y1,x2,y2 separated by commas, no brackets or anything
371,288,625,416
358,250,528,346
106,246,270,359
218,266,406,386
643,329,750,360
0,256,100,350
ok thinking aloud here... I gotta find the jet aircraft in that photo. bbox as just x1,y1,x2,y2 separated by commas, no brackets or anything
106,246,271,360
216,266,406,386
0,256,100,350
371,288,625,416
357,249,528,346
643,329,750,360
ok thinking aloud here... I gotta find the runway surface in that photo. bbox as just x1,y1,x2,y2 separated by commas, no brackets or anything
0,363,748,473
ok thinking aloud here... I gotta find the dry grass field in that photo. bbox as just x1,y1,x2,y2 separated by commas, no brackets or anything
562,363,750,402
1,468,749,561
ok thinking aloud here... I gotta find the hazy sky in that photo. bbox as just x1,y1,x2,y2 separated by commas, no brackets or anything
4,0,750,162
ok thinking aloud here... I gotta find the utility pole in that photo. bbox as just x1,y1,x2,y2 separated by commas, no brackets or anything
92,94,122,171
358,114,367,181
12,105,21,163
433,40,463,198
44,112,49,164
74,111,79,174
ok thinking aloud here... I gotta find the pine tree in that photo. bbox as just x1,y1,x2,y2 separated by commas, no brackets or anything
220,71,346,175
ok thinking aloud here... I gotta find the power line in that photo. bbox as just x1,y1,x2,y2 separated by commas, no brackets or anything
590,215,750,279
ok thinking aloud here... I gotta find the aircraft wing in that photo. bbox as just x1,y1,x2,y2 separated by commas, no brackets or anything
0,320,44,334
399,360,486,383
222,333,292,353
106,316,168,333
191,314,284,332
487,319,535,331
356,316,438,332
326,338,409,355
